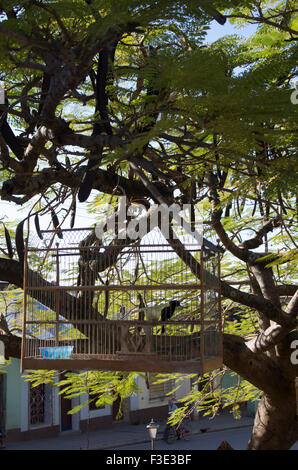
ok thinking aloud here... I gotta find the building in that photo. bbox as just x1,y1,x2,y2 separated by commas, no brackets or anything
1,358,191,442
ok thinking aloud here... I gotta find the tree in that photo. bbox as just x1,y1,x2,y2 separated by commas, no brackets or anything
0,0,297,450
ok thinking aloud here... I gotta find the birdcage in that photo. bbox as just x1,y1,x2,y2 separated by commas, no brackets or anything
21,223,223,374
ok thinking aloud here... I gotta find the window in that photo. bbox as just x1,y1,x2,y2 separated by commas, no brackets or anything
149,373,175,400
29,383,52,427
29,383,45,425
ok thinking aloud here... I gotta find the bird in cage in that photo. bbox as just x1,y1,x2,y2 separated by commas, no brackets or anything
140,304,167,322
160,300,181,333
142,300,180,323
130,299,183,331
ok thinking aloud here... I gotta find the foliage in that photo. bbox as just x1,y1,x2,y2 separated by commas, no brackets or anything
23,369,142,418
0,1,297,441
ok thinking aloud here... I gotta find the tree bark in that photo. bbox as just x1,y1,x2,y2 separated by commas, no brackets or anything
248,393,298,450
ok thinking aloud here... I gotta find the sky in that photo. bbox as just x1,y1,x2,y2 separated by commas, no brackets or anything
0,18,259,230
205,17,258,42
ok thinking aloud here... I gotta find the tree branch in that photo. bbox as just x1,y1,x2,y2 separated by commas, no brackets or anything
223,333,292,400
207,172,250,262
240,216,282,250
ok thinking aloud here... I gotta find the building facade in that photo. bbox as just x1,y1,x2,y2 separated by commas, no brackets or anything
1,359,191,442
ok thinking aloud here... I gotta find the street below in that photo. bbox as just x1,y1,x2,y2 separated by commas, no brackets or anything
111,426,298,451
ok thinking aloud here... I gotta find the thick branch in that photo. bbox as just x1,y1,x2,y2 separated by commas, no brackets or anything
245,288,297,354
245,324,291,354
0,24,51,50
220,281,295,329
0,258,23,286
0,165,171,204
207,173,250,262
286,289,298,319
223,333,293,400
275,284,298,297
250,263,281,309
240,216,282,250
0,333,21,359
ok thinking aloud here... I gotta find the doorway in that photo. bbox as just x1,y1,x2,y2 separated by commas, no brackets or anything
60,394,72,431
60,373,72,432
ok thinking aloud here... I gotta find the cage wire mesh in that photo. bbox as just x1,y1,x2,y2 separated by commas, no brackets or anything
21,223,222,373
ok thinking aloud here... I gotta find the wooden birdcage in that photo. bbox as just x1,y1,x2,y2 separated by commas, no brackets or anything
21,225,223,374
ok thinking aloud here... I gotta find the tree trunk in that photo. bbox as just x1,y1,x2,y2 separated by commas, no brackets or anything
248,390,297,450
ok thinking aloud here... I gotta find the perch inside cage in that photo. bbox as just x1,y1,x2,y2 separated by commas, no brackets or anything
21,225,223,374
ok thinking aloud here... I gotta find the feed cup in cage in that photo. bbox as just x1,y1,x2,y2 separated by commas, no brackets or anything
40,346,74,359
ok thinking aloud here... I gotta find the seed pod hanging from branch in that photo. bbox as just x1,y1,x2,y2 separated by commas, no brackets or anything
15,220,25,266
78,157,98,203
3,224,13,259
51,209,63,239
70,200,76,229
34,214,43,240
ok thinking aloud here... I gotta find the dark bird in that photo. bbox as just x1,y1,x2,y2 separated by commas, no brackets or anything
137,293,146,333
137,293,146,322
132,299,180,322
161,300,180,333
